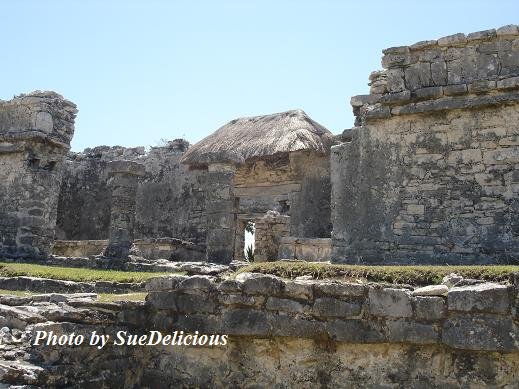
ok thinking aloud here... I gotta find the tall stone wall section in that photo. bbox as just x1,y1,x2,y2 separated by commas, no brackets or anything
56,140,208,248
332,25,519,264
0,91,76,259
234,151,333,239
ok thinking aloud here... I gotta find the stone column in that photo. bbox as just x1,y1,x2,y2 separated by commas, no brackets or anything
254,210,290,262
205,163,236,264
0,91,77,260
103,160,145,259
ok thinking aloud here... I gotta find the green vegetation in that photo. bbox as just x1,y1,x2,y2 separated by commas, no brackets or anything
0,262,175,283
0,289,33,297
237,261,519,286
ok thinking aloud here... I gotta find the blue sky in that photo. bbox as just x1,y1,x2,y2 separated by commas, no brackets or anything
2,1,518,151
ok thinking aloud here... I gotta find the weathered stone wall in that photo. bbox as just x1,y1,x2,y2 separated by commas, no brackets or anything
52,238,205,261
0,91,76,259
254,211,290,261
139,273,519,387
234,150,332,239
332,25,519,264
278,237,332,262
3,274,518,387
56,140,208,248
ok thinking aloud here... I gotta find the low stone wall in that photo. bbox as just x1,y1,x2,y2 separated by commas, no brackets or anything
2,274,518,387
142,273,519,387
278,237,332,261
52,238,205,261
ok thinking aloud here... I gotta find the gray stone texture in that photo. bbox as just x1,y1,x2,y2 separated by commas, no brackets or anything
0,91,77,259
447,283,510,313
205,163,236,263
55,140,209,259
102,160,145,258
334,26,519,264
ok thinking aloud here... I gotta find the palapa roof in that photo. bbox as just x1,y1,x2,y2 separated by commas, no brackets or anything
181,110,338,166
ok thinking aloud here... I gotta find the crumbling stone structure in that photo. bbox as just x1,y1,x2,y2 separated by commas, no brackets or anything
102,160,145,259
254,210,290,262
332,25,519,264
181,110,338,263
55,141,207,261
0,91,76,259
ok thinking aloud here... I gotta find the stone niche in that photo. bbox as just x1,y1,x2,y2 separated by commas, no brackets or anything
0,91,76,259
332,25,519,264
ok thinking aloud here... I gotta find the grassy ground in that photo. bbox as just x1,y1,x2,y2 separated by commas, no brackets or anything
0,262,175,283
238,261,519,286
0,289,148,302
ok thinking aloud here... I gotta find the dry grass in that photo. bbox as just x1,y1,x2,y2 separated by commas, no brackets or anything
237,261,519,286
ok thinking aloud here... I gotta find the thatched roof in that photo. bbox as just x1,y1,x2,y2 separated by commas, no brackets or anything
181,110,338,166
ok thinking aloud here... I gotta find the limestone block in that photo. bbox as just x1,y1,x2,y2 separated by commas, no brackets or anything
178,275,215,292
327,319,385,343
443,313,519,351
218,293,265,307
368,288,413,318
414,296,446,321
217,279,243,293
412,285,448,296
283,280,314,300
385,319,440,344
145,275,189,291
447,283,510,313
269,313,327,339
496,24,519,37
386,68,406,92
443,83,467,96
497,76,519,90
438,33,467,47
266,297,305,314
404,62,432,91
237,273,285,296
312,297,362,318
221,309,270,336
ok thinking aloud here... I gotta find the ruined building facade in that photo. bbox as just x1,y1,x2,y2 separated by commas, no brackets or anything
1,25,518,265
0,92,76,259
332,25,519,264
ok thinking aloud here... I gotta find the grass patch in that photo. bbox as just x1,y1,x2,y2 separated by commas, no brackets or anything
0,262,175,283
237,261,519,286
0,289,33,297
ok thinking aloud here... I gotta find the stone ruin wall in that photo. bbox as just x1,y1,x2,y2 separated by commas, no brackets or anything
232,150,333,261
332,25,519,264
10,273,518,387
0,92,76,259
234,150,333,239
56,140,208,251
